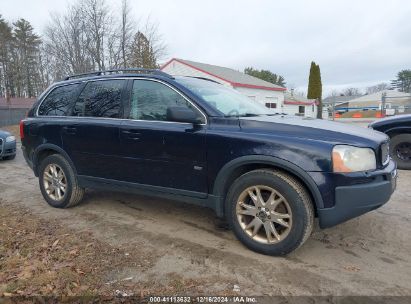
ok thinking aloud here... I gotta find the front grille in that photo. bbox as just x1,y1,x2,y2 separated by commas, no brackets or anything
381,142,390,166
0,138,3,155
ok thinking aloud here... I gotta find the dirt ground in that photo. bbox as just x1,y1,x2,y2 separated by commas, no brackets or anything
0,124,410,298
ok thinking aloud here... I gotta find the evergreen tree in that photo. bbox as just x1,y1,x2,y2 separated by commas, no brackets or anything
391,70,411,93
0,15,13,99
129,31,157,69
244,67,286,87
307,61,322,118
12,19,41,97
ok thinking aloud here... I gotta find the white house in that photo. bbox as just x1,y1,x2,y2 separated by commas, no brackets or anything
283,90,317,118
161,58,285,109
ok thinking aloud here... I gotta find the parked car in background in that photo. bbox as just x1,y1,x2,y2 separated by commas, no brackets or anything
369,114,411,170
20,69,397,256
0,130,16,160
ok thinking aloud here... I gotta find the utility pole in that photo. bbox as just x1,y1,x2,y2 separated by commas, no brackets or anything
381,92,387,117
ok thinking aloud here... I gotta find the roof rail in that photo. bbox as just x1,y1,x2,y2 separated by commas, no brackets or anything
64,68,173,81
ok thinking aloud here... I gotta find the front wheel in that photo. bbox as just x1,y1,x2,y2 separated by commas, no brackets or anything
226,169,314,256
390,134,411,170
38,154,84,208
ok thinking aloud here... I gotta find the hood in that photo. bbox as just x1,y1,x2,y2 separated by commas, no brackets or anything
369,114,411,128
0,130,12,138
239,115,388,148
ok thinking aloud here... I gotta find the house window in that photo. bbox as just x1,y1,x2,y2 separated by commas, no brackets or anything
298,106,305,114
265,103,277,108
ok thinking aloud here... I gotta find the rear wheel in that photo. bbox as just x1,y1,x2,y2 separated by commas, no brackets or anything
390,134,411,170
38,154,84,208
226,169,314,256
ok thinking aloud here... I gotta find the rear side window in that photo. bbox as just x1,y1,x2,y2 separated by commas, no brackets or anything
72,80,125,118
38,83,81,116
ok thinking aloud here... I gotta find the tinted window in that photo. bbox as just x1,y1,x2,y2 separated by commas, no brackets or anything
130,80,203,122
38,83,81,116
72,80,124,118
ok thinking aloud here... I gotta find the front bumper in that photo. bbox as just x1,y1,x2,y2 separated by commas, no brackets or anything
0,140,16,157
317,160,397,228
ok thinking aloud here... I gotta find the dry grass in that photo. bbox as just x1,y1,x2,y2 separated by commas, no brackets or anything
0,202,233,300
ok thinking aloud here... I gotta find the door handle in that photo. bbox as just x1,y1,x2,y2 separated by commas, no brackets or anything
63,126,77,135
121,130,141,140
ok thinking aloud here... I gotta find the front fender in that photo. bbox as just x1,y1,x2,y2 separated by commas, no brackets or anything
212,155,324,216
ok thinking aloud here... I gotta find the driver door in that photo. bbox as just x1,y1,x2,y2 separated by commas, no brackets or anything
118,79,208,195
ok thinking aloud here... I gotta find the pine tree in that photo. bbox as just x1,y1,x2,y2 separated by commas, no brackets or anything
307,61,322,118
129,31,157,69
391,70,411,93
244,67,286,87
0,15,13,99
12,19,41,97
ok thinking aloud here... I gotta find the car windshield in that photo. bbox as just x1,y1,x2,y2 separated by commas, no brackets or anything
176,77,280,117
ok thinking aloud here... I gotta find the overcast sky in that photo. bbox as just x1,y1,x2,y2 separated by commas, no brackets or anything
1,0,411,95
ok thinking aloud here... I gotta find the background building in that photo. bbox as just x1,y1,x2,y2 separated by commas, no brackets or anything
161,58,316,117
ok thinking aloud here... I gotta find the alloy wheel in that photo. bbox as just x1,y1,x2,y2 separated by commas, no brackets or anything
43,164,67,201
236,185,292,244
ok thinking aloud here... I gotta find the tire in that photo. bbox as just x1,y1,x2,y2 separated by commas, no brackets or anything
226,169,314,256
38,154,84,208
390,134,411,170
3,154,16,160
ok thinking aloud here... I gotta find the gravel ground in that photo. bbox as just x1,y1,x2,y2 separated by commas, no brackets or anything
0,124,410,297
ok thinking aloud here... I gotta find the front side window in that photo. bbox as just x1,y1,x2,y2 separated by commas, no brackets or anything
130,80,203,122
38,83,81,116
72,80,124,118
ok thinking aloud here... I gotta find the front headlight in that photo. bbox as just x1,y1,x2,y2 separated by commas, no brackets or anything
332,145,376,172
5,136,16,143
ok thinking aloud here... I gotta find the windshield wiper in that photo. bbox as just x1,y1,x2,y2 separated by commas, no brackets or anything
264,112,287,116
225,113,262,117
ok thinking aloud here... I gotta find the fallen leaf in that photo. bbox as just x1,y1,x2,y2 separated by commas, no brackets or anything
343,265,360,272
52,239,59,248
69,249,79,256
3,292,13,297
75,268,85,275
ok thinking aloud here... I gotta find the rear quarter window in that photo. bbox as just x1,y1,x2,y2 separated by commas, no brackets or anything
38,83,82,116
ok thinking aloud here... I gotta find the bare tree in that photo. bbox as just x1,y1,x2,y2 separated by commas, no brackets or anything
44,4,94,78
343,87,362,96
119,0,135,68
366,83,390,94
2,0,168,95
81,0,111,70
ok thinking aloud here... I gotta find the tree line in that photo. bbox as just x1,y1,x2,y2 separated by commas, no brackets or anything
0,0,166,99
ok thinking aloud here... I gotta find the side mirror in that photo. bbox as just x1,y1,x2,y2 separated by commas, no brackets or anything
167,106,201,124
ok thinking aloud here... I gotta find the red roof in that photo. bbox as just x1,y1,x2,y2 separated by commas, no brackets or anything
161,58,286,92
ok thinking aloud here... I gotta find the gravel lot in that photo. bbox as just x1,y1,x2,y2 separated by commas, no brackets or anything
0,123,410,296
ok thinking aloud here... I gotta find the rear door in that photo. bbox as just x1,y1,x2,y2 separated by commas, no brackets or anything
61,79,127,180
119,78,208,195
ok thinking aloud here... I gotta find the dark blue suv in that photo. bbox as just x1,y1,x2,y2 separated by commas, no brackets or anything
20,69,397,255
